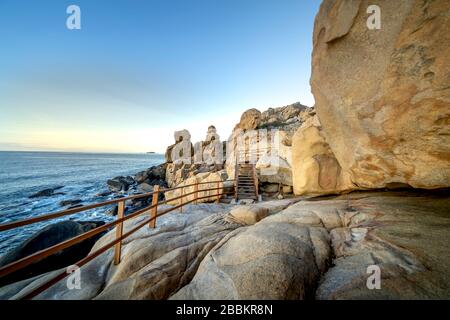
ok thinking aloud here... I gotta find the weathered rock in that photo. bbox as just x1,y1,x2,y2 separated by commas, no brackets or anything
164,171,228,206
314,190,450,299
0,220,105,287
137,183,153,193
281,185,293,194
311,0,450,190
234,108,262,131
261,183,279,193
29,186,65,198
59,199,82,207
256,154,292,186
165,130,194,164
171,206,330,299
107,176,135,192
0,204,242,300
134,171,148,184
226,205,270,225
226,104,313,181
292,115,355,195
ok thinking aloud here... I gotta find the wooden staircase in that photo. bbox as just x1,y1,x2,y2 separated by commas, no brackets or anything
235,163,259,201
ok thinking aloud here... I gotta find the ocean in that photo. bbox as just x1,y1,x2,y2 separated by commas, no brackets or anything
0,151,165,256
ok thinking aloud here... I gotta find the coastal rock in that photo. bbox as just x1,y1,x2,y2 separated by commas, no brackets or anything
165,130,194,164
256,154,292,186
313,191,450,299
137,183,153,193
0,204,243,300
171,206,330,299
0,220,105,287
292,115,355,195
107,176,135,192
165,127,224,188
164,171,228,206
59,199,82,207
261,183,279,193
29,186,65,199
133,171,148,184
225,205,269,225
311,0,450,190
226,104,313,181
234,108,261,131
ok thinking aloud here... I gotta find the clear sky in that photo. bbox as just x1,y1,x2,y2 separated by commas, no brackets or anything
0,0,321,153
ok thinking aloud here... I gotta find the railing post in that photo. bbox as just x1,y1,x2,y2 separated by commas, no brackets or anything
253,165,259,201
216,181,220,203
114,200,125,265
150,185,159,228
234,151,239,201
194,181,198,204
180,186,184,213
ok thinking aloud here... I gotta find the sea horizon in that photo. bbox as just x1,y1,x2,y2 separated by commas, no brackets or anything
0,151,165,255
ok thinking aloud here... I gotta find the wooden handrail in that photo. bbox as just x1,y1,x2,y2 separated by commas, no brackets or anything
16,190,234,300
0,180,235,300
0,180,234,232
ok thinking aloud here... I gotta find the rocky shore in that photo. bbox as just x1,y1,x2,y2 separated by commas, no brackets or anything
0,0,449,300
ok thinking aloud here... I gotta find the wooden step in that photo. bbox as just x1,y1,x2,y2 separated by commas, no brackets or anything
237,192,257,196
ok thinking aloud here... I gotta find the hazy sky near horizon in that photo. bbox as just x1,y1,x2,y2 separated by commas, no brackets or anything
0,0,321,153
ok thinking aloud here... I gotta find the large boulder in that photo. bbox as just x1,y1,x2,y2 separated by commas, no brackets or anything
164,171,228,206
292,115,354,195
311,0,450,189
256,155,292,186
171,206,331,300
225,104,313,182
107,176,135,192
0,205,243,300
0,220,105,287
226,205,270,225
234,108,262,131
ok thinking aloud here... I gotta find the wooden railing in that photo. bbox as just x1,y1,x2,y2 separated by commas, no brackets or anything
236,147,269,164
0,179,235,300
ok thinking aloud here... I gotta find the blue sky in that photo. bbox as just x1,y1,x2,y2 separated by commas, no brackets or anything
0,0,321,153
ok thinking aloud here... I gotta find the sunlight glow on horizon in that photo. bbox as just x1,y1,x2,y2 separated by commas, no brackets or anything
0,0,320,153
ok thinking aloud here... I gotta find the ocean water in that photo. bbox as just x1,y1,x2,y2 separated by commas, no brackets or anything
0,151,165,256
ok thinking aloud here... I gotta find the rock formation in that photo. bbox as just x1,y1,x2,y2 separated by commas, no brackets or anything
171,190,450,299
0,201,296,300
165,128,225,188
309,0,450,190
0,220,105,287
164,171,229,206
292,115,355,195
225,103,313,191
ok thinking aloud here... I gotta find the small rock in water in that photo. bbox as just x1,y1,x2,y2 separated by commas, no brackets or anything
59,199,82,207
137,183,153,193
29,186,65,198
107,176,135,192
96,191,112,197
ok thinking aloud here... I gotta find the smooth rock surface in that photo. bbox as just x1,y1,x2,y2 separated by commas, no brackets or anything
292,115,355,195
311,0,450,190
